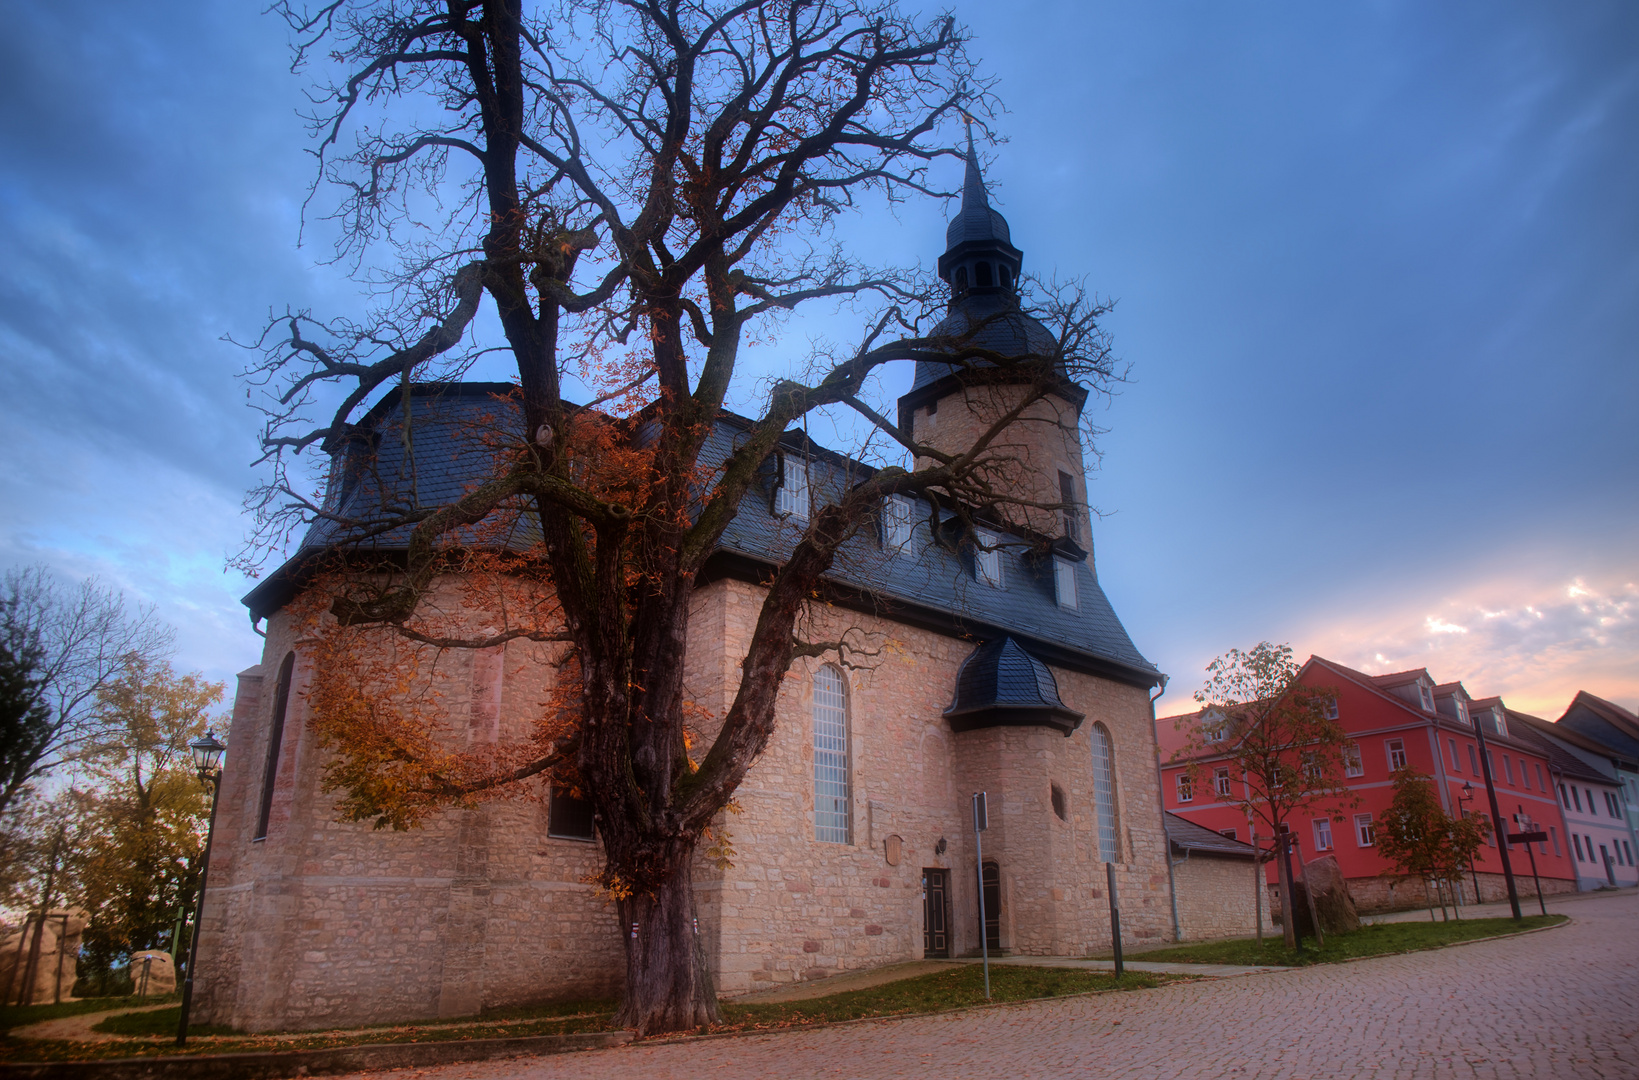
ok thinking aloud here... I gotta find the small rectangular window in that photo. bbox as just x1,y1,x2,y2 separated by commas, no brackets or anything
1503,756,1515,785
1535,763,1546,791
775,455,809,519
973,531,1002,588
1573,834,1585,862
1054,557,1078,609
1218,828,1238,841
1344,743,1364,778
1624,840,1633,865
1448,738,1461,773
1313,817,1334,851
1058,470,1080,542
1550,826,1561,856
1560,783,1569,808
1214,767,1232,798
1354,813,1375,847
1468,745,1479,774
880,495,915,553
1176,773,1193,804
1323,698,1339,721
1387,739,1407,771
1573,787,1583,813
547,787,596,841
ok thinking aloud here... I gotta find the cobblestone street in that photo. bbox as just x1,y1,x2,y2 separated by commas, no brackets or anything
369,890,1637,1080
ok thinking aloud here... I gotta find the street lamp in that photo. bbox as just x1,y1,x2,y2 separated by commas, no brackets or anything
1458,782,1480,904
176,732,226,1047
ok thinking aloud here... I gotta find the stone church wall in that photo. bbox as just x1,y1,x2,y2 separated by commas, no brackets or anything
197,575,1170,1029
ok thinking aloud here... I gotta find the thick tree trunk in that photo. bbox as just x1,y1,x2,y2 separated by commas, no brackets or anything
614,862,717,1035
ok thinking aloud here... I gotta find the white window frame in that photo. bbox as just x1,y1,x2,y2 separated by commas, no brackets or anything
812,665,852,844
973,530,1002,588
1313,817,1334,852
1202,712,1226,744
1214,767,1232,799
1494,712,1509,738
775,455,809,520
1449,738,1461,773
1354,813,1375,847
1323,698,1339,721
1386,738,1407,771
1175,772,1193,804
1418,683,1434,711
881,494,914,553
1343,742,1364,778
1456,699,1469,724
1053,556,1078,610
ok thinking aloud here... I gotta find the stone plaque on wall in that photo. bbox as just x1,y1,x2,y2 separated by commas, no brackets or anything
884,834,902,866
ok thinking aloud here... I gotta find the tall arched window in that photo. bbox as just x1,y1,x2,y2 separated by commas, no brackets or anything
812,666,851,844
1089,722,1119,862
255,651,295,841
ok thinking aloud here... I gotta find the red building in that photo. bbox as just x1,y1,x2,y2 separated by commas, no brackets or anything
1158,656,1578,912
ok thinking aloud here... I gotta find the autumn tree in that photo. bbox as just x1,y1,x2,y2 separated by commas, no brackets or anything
244,0,1123,1032
1174,643,1351,948
1375,766,1488,921
59,657,221,988
0,567,173,815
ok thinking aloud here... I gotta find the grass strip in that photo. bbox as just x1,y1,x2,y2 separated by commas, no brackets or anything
1113,913,1566,967
714,964,1165,1032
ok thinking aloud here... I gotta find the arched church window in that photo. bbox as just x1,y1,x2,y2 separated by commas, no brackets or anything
955,266,968,289
998,264,1010,289
975,261,994,287
1089,722,1119,862
813,665,851,843
255,651,296,841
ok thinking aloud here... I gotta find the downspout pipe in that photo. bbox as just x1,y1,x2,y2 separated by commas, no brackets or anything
1149,674,1181,942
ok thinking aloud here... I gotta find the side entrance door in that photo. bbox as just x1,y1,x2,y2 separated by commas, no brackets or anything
922,869,949,958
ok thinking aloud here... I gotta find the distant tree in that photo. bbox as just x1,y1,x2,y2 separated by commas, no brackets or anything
0,567,173,814
63,657,221,985
0,613,52,821
243,0,1123,1033
1375,766,1488,920
1174,642,1351,948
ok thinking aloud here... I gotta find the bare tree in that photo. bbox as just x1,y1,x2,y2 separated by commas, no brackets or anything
244,0,1123,1032
0,568,174,816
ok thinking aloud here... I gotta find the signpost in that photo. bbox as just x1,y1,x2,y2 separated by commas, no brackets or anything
972,792,990,1000
1508,809,1550,916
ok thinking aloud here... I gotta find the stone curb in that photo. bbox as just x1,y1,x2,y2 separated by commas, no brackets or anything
0,1030,634,1080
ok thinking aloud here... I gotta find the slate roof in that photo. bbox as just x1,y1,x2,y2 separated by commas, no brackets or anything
1558,692,1639,761
944,636,1084,734
1506,712,1614,784
944,139,1013,252
1165,812,1258,860
911,291,1063,392
245,385,1159,688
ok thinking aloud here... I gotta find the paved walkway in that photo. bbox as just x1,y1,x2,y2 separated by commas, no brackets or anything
355,888,1636,1080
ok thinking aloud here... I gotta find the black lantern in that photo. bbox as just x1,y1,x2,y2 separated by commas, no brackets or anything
189,732,226,779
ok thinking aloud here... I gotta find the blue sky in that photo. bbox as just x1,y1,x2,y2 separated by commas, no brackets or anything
1,1,1633,719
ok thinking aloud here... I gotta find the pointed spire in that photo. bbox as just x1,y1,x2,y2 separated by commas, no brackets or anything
961,121,991,213
939,125,1019,290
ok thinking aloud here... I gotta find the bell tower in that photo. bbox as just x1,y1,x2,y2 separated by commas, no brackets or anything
897,137,1092,546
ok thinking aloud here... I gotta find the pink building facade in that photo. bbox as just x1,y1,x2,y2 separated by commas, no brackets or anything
1159,657,1579,912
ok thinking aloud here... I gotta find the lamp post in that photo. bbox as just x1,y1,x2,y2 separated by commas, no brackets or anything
1458,782,1480,904
176,732,226,1047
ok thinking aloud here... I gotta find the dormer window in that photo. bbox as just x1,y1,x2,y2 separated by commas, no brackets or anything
973,530,1002,587
1418,683,1434,712
1494,711,1508,739
1202,712,1226,744
774,454,809,520
1456,699,1469,724
1053,557,1077,609
881,495,914,554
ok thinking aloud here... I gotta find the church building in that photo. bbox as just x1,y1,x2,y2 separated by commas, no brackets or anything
196,150,1177,1032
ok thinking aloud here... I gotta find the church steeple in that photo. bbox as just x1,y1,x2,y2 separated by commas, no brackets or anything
937,132,1023,298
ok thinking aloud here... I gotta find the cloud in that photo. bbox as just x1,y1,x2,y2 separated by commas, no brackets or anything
1309,573,1639,718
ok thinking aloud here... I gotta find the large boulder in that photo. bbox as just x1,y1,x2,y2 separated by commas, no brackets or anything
1291,855,1361,937
127,951,177,996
